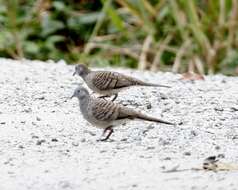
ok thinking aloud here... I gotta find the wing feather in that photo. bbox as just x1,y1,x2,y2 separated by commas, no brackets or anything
91,98,119,121
92,71,143,90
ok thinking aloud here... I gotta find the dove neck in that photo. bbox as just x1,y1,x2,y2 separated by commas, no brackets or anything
78,94,90,111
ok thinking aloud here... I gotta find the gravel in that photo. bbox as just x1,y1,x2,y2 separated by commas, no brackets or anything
0,58,238,190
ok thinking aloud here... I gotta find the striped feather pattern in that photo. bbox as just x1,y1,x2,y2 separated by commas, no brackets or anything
92,71,143,90
91,98,119,121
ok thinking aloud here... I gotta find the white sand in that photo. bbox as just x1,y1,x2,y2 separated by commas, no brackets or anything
0,58,238,190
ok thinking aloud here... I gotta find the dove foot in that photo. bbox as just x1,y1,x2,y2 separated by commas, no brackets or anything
99,126,114,141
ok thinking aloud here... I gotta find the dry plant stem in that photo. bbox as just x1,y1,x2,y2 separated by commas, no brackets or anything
87,42,139,60
183,1,214,74
194,56,205,75
207,41,225,75
151,34,173,71
116,0,144,25
6,0,24,59
14,31,23,59
219,0,225,26
227,0,238,51
155,0,166,12
172,39,191,73
84,0,112,54
188,59,195,73
141,0,156,17
6,48,18,59
31,0,51,21
139,35,153,70
188,61,194,73
169,0,188,41
93,34,122,42
206,49,216,75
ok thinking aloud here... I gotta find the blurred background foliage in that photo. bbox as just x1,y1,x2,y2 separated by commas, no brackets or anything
0,0,238,75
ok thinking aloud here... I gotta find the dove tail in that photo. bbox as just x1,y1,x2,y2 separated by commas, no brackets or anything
136,113,175,125
141,82,171,88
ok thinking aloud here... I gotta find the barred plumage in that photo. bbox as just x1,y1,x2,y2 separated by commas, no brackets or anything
91,71,150,90
91,99,118,121
73,64,171,101
72,86,175,141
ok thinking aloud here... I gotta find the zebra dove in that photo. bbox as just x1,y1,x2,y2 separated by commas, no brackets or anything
71,86,175,141
73,64,171,101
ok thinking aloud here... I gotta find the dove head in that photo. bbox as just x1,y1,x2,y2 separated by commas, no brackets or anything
73,64,90,78
71,86,89,100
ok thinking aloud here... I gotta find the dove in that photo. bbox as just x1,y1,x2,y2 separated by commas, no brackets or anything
71,86,175,141
73,64,171,101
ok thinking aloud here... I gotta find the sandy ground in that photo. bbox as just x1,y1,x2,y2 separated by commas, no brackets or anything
0,58,238,190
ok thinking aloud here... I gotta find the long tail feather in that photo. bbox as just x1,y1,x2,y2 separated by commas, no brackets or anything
136,113,175,125
141,82,171,88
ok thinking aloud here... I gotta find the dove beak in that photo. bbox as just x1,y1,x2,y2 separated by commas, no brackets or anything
70,93,76,99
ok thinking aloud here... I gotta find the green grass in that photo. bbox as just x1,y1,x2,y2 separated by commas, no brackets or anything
0,0,238,75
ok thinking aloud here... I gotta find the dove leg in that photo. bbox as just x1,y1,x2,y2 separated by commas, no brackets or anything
100,126,114,141
111,94,118,102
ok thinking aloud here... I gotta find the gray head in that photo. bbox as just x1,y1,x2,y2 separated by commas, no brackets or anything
73,64,90,78
71,86,89,100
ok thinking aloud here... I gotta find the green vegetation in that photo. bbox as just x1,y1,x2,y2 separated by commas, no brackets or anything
0,0,238,75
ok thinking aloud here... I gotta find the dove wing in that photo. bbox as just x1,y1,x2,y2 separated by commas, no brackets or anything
92,71,142,90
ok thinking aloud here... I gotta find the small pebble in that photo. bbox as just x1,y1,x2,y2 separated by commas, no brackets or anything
215,145,220,150
37,96,45,100
146,146,155,150
23,108,32,113
184,151,191,156
36,139,46,145
218,153,225,158
160,94,168,100
190,130,198,136
72,141,79,146
36,117,41,121
214,107,224,111
59,181,71,189
51,138,58,142
146,103,152,109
